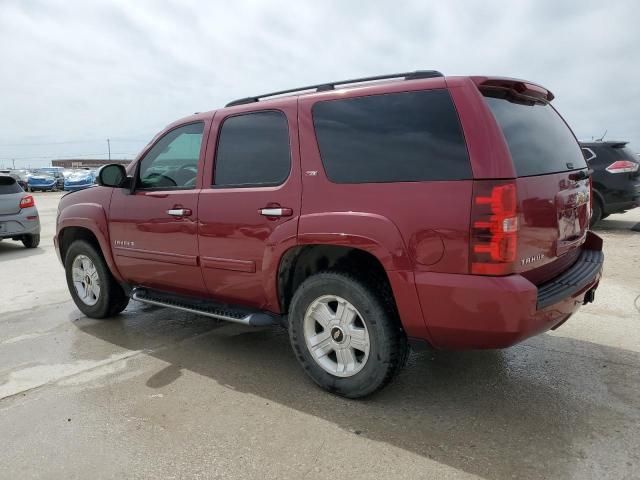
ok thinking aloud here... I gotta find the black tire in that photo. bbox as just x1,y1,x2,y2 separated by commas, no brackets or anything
601,213,610,220
22,234,40,248
288,271,408,399
64,240,129,318
590,199,603,228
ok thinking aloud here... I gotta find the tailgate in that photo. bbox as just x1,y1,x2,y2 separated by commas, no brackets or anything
515,172,590,284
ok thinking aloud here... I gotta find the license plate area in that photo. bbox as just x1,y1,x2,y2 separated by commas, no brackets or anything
555,185,590,256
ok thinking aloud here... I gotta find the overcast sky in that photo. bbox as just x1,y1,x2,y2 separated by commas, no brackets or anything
0,0,638,169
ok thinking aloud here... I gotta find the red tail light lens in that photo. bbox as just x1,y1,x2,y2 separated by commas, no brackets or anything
19,195,35,209
606,160,639,174
470,181,518,275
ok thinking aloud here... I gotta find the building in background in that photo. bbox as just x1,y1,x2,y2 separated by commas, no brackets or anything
51,159,132,169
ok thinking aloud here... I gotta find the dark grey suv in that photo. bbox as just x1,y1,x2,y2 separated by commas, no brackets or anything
0,176,41,248
580,141,640,226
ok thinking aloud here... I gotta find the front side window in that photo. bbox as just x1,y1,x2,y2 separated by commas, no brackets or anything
312,89,471,183
214,111,291,187
138,122,204,190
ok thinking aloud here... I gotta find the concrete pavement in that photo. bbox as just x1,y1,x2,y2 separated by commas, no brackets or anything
0,191,639,479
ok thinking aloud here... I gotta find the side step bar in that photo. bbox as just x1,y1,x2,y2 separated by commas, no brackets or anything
131,288,278,327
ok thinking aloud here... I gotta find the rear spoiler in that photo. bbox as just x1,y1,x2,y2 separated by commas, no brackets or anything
471,76,554,103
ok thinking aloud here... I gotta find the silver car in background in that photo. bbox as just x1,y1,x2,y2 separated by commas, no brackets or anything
0,176,40,248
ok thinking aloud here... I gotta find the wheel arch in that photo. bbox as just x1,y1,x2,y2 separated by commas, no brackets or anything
277,244,392,314
57,203,123,282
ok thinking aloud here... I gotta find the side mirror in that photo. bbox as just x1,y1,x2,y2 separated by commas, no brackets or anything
97,164,128,188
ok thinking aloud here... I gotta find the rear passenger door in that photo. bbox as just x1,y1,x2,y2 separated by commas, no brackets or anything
198,99,301,311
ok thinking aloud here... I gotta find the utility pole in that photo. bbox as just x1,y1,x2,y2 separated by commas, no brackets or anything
107,138,111,161
12,159,15,169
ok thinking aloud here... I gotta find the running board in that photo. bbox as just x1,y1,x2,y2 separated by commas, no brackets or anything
131,288,277,327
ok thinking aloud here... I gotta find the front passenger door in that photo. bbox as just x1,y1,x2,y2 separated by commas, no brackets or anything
109,121,209,296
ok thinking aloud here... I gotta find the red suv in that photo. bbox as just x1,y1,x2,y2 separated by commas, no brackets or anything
55,71,604,398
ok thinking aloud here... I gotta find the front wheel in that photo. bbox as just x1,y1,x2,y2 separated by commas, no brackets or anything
64,240,129,318
288,272,408,399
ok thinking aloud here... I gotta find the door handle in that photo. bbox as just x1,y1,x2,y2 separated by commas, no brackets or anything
167,208,192,217
259,207,293,217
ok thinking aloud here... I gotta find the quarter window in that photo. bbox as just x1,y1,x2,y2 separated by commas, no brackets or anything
138,122,204,190
214,111,291,187
312,89,471,183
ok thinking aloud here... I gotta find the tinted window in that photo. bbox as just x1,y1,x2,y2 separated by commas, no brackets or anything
617,146,639,162
214,111,291,187
484,93,587,176
139,122,204,189
0,176,22,194
312,89,471,183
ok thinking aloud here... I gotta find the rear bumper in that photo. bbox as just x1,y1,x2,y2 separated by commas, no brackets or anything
413,232,604,350
0,209,41,238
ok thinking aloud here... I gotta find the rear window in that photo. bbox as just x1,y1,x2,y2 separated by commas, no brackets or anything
312,89,471,183
0,176,21,194
582,144,639,165
484,92,587,176
618,147,639,162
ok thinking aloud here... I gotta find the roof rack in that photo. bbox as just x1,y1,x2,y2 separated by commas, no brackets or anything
225,70,444,107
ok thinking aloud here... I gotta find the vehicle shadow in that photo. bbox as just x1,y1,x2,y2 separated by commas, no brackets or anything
75,306,640,480
0,241,46,259
593,216,640,233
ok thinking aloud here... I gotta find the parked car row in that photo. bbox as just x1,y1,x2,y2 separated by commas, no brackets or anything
0,167,99,192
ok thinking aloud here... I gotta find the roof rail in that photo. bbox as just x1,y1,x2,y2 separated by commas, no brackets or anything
225,70,444,107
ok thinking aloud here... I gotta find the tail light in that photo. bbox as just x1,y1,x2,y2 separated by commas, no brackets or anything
606,160,639,174
19,195,35,209
470,181,518,275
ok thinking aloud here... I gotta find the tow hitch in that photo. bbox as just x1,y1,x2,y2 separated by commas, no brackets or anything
583,288,596,305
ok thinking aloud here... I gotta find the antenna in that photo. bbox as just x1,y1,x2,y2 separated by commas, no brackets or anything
596,130,607,142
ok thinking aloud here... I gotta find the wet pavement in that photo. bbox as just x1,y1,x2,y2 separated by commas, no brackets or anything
1,192,639,479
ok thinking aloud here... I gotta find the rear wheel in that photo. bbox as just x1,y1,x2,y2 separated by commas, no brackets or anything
288,271,408,398
590,199,603,228
22,234,40,248
64,240,129,318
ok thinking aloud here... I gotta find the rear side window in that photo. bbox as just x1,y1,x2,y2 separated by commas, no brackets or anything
0,176,21,194
312,89,471,183
484,92,587,176
214,111,291,187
